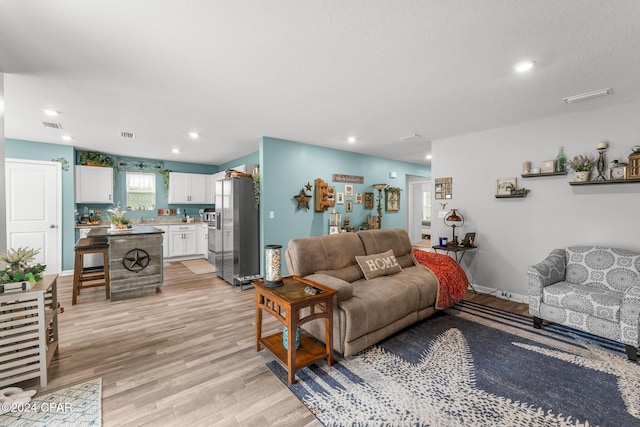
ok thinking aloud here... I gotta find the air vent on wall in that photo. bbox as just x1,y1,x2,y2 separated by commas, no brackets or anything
121,131,136,140
42,122,63,129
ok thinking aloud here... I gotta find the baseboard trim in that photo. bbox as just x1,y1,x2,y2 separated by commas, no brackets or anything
469,283,529,305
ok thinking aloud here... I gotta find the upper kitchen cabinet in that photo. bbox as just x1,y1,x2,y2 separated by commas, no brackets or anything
75,165,114,203
168,172,207,204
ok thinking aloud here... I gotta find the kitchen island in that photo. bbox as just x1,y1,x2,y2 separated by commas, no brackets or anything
88,226,164,301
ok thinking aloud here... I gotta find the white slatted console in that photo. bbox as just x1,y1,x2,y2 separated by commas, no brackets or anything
0,275,59,387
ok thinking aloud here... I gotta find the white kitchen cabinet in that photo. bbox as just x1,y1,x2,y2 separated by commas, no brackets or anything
197,223,208,257
206,175,216,204
168,224,197,257
75,165,113,203
168,172,207,204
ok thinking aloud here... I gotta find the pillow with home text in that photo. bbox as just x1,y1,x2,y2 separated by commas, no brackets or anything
355,249,402,280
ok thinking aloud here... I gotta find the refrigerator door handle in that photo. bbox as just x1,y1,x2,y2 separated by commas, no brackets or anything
216,212,221,230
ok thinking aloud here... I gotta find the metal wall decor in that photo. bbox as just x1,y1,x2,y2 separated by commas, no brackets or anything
122,248,150,272
294,189,312,210
117,157,164,172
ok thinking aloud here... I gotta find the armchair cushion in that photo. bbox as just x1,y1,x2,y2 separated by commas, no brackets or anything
566,246,640,292
542,282,623,323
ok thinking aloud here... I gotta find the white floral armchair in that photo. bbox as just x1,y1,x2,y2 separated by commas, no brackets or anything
528,246,640,361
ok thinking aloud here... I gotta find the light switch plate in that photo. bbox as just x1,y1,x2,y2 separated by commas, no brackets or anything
269,211,275,219
438,210,447,218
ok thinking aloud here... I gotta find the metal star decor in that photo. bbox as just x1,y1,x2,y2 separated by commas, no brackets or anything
305,182,312,192
122,248,150,272
294,189,312,210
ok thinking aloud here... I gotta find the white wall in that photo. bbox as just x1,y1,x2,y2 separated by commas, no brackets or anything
432,100,640,302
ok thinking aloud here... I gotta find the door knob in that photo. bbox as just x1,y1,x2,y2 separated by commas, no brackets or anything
49,224,56,228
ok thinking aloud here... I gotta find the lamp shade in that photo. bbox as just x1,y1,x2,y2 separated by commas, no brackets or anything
444,209,465,245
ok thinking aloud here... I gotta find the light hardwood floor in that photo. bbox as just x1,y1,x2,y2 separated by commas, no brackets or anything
24,260,529,426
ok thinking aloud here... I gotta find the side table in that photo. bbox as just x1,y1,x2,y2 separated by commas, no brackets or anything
255,275,336,384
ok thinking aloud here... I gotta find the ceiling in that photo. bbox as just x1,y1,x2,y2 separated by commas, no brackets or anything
2,1,640,166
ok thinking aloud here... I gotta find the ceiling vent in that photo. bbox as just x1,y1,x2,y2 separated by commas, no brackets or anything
42,122,62,129
121,131,136,140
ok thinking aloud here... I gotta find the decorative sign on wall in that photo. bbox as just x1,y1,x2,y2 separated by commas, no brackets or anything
332,174,365,184
435,177,453,199
117,157,164,172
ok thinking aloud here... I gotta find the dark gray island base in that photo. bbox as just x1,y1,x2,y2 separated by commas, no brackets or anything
88,226,164,301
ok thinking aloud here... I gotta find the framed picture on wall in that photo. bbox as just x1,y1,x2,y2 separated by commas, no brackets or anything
385,189,400,212
496,177,516,195
346,199,353,212
355,193,363,204
336,192,344,204
345,184,354,197
364,192,374,209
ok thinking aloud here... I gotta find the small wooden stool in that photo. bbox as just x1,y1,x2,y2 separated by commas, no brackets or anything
73,237,110,304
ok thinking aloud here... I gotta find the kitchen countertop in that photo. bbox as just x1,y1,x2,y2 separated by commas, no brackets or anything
87,225,166,236
76,219,206,229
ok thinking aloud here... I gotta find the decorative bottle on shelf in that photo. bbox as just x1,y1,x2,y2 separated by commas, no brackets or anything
556,146,566,172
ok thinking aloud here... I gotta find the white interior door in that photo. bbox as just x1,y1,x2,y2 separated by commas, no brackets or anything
5,159,61,274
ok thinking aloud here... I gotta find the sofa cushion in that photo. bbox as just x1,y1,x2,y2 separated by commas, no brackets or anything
355,249,402,280
357,228,415,268
285,233,366,278
565,246,640,292
340,275,420,342
542,281,623,322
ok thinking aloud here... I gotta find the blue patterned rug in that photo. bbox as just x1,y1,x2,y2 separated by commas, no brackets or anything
0,377,101,426
267,301,640,426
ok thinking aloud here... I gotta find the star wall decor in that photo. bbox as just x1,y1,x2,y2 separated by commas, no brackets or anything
294,189,312,210
305,182,312,191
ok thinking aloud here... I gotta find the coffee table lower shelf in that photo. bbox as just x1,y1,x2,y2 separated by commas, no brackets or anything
261,332,329,371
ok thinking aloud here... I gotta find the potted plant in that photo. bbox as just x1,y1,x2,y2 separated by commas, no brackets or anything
0,247,46,288
566,155,595,182
107,202,130,230
79,151,115,168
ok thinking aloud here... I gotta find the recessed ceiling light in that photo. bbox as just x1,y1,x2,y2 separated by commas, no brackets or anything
61,135,72,141
514,60,535,73
172,148,180,154
43,109,59,116
347,136,356,143
189,132,199,139
426,154,433,160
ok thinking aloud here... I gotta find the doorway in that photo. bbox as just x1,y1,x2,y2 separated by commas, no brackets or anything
5,159,61,274
406,176,430,245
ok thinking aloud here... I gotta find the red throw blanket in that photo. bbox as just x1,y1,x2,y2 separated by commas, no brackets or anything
412,248,469,310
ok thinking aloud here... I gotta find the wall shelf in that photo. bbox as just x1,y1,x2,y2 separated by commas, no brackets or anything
569,177,640,186
495,193,528,199
521,171,567,178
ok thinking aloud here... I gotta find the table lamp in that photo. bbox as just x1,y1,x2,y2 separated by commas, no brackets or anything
444,209,464,246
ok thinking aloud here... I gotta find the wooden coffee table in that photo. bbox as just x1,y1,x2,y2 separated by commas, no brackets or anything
255,275,335,384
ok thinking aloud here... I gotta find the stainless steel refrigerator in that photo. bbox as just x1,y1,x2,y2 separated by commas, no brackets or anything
214,177,260,285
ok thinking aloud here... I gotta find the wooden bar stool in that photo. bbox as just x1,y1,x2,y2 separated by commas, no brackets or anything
73,237,110,304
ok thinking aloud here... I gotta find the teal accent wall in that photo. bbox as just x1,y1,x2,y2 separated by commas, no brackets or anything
5,139,76,271
259,137,429,275
219,151,259,172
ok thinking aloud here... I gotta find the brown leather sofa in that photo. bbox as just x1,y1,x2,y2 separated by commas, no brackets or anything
285,228,439,356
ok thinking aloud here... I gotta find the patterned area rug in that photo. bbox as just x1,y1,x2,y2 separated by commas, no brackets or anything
0,377,101,426
181,258,215,274
267,301,640,426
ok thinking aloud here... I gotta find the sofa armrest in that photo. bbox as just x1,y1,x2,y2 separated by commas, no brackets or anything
620,280,640,346
304,273,354,303
527,249,565,316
